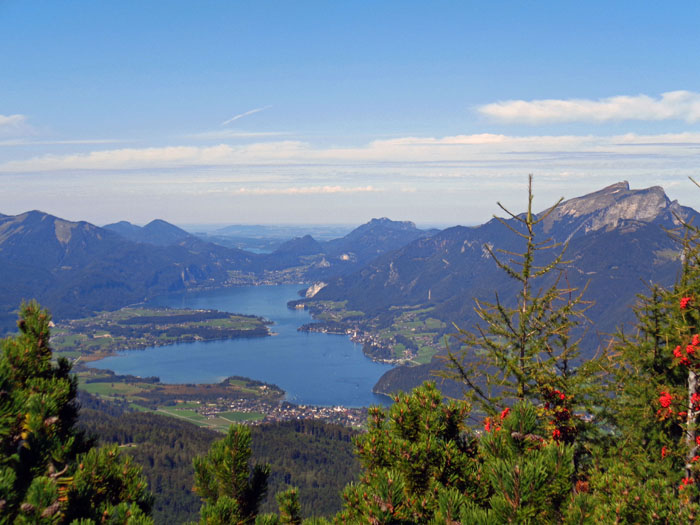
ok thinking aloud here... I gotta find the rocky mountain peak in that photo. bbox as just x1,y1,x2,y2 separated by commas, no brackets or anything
541,181,673,234
364,217,417,230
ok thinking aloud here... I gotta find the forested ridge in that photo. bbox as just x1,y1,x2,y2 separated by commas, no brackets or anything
77,396,217,524
77,396,360,523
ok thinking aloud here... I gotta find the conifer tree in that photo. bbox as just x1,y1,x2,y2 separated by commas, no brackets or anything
193,424,270,524
442,175,604,448
194,426,333,525
334,383,583,524
593,218,700,521
335,382,486,523
0,301,153,524
256,488,307,525
462,402,577,524
274,488,302,525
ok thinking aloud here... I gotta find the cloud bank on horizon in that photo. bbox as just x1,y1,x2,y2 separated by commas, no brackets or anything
2,94,700,225
0,112,700,173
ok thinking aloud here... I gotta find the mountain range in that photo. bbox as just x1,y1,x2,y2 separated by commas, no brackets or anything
1,181,696,399
302,182,697,395
0,212,432,331
0,211,259,330
259,218,436,278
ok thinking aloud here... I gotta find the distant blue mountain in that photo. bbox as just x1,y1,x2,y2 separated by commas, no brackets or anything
104,219,192,246
0,213,431,332
0,212,259,331
2,181,693,376
260,217,438,276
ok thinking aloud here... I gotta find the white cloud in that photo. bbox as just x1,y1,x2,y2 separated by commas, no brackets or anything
0,138,127,147
0,141,308,172
0,145,231,171
0,114,33,137
478,90,700,124
233,185,379,195
2,132,700,179
3,132,700,225
0,115,25,127
371,133,509,146
221,105,272,126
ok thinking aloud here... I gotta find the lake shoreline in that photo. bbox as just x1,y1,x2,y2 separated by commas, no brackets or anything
85,284,393,408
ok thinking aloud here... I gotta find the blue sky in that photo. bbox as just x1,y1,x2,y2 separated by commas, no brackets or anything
2,1,700,226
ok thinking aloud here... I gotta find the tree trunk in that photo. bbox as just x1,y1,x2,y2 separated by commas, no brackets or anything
686,370,698,479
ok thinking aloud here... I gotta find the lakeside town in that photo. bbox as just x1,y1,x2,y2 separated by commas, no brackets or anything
177,395,370,430
200,399,367,428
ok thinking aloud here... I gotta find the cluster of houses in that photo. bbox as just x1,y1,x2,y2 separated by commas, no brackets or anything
197,397,368,429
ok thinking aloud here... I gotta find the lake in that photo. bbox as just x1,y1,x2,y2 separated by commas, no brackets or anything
89,284,393,407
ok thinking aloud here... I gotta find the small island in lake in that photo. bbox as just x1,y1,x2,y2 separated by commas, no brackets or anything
51,307,271,360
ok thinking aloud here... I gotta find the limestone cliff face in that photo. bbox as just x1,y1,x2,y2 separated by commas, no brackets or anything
541,181,685,236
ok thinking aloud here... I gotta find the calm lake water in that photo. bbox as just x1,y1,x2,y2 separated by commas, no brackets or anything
89,284,393,407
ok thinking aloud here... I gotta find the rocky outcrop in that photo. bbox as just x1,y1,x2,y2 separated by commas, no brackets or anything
305,282,327,298
541,181,685,236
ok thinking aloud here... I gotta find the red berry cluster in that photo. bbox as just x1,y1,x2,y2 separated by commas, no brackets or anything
680,476,695,491
657,295,700,492
672,333,699,366
542,387,574,442
483,406,511,433
657,391,675,419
